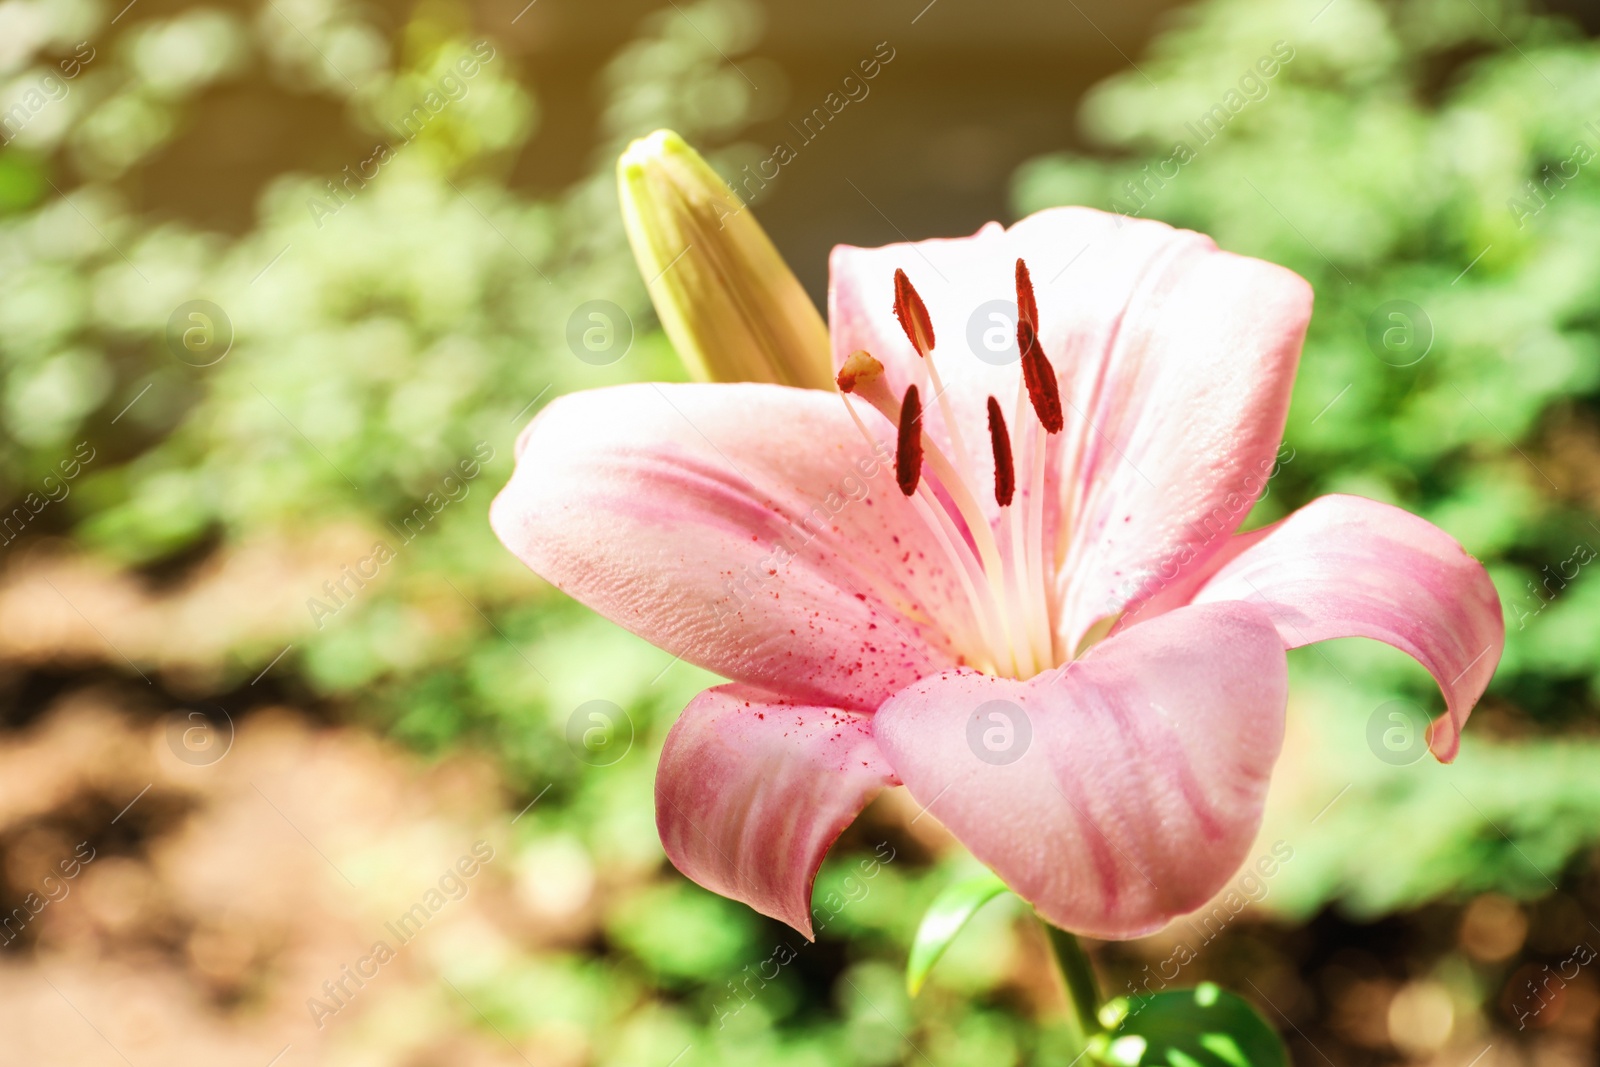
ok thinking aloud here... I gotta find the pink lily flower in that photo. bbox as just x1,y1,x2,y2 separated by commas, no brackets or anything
491,207,1503,940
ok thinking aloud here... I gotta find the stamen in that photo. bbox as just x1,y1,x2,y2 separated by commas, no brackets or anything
844,268,1066,679
837,386,1001,666
1014,258,1038,331
892,267,981,529
986,396,1015,507
847,351,1012,656
836,349,883,394
992,389,1038,676
896,383,923,496
1017,319,1064,434
892,269,936,355
906,483,1005,673
1013,277,1061,669
1026,419,1056,665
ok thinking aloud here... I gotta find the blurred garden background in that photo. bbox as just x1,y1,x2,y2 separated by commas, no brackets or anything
5,0,1600,1062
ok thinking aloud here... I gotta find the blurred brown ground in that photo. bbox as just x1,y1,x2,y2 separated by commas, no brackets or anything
0,546,546,1064
1,546,1597,1065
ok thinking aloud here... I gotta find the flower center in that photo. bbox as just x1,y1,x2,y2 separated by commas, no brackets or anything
837,261,1065,679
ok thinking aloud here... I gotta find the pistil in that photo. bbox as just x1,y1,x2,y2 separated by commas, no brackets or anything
837,354,1006,667
827,256,1076,678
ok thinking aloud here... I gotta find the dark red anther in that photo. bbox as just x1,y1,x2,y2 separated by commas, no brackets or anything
1014,258,1038,331
1017,319,1064,434
892,269,935,355
986,396,1015,507
896,383,923,496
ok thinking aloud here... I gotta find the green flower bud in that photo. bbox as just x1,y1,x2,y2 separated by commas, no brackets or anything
618,129,833,389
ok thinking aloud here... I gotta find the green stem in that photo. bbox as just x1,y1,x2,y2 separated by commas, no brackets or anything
1044,921,1103,1046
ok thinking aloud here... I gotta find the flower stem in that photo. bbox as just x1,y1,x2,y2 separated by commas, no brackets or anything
1044,921,1103,1047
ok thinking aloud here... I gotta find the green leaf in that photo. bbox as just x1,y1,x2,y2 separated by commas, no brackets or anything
1090,984,1289,1067
906,872,1011,996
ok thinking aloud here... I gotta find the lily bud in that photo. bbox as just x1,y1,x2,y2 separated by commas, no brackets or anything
617,129,833,390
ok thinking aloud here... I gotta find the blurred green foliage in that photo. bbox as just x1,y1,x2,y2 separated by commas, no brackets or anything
5,0,1600,1060
0,0,758,794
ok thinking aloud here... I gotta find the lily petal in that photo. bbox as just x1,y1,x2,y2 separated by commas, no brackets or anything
872,601,1287,939
1182,494,1504,762
828,207,1312,651
656,684,897,937
490,382,964,710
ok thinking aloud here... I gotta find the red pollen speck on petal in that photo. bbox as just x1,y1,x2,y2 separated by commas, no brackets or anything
896,383,924,495
892,268,935,355
1017,319,1064,433
986,395,1016,507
